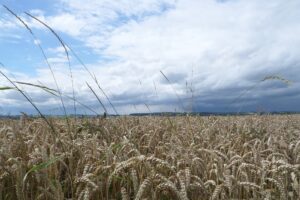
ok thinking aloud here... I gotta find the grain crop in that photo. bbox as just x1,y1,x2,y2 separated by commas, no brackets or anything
0,115,299,199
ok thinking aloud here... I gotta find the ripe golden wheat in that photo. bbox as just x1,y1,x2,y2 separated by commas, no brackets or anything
0,115,299,199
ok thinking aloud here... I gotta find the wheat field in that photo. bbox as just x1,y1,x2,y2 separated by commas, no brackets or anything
0,115,299,200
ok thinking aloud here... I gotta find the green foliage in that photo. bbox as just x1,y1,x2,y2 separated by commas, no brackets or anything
0,86,15,90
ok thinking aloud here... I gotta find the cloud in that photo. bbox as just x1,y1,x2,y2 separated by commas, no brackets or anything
0,19,16,29
1,0,300,114
0,10,23,42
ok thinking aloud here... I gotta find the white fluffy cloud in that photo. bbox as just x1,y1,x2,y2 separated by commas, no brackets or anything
1,0,300,114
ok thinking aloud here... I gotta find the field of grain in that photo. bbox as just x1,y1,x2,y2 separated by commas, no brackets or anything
0,115,299,200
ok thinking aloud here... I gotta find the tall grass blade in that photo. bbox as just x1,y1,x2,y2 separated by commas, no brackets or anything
15,81,57,93
22,155,64,193
0,86,15,90
86,82,108,114
93,73,119,115
16,81,99,115
2,5,70,123
25,12,77,117
0,69,57,135
261,75,292,85
160,70,185,111
65,43,119,115
227,75,292,111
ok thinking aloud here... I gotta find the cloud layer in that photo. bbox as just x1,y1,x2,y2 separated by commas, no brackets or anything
0,0,300,114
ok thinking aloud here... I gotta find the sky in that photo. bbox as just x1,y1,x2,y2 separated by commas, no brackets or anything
0,0,299,115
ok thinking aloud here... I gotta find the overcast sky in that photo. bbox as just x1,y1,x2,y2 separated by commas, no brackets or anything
0,0,299,115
